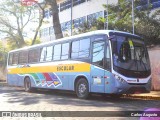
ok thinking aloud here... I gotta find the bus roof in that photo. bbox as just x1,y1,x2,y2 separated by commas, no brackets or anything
9,30,140,53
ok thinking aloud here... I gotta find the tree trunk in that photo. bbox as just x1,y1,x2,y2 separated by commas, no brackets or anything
46,0,63,39
17,28,26,47
32,3,46,45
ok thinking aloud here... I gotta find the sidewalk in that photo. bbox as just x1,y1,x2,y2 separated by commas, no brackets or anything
0,81,160,100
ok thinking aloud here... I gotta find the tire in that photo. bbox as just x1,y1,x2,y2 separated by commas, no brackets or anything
76,78,89,99
24,77,32,92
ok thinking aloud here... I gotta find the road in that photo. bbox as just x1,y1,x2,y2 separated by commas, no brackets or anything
0,86,159,120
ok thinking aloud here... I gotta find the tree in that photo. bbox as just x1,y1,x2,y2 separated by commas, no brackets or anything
45,0,63,39
0,0,46,48
0,41,7,68
104,0,133,32
32,2,47,45
104,0,160,45
73,17,105,35
135,9,160,45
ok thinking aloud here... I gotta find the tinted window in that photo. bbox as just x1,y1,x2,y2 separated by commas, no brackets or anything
79,38,90,57
71,40,79,58
28,49,39,63
8,53,13,65
92,41,105,67
46,46,53,61
40,47,47,62
19,51,28,64
71,38,90,59
53,44,61,60
12,52,19,65
61,43,69,60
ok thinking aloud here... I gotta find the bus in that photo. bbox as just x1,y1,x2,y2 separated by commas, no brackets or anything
7,30,151,99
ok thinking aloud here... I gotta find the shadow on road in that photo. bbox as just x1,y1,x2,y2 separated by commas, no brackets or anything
1,86,160,111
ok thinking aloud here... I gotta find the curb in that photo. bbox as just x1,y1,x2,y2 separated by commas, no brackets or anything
123,94,160,100
0,82,8,86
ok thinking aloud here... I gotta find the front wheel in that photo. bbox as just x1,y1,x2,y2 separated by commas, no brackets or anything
24,77,32,92
76,78,89,99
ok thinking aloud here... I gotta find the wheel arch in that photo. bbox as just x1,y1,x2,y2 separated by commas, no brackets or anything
23,76,31,86
74,75,90,92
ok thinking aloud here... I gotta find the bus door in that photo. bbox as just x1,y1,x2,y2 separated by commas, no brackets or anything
91,36,106,93
104,40,112,93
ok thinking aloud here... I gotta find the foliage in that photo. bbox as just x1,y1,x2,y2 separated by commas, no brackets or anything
104,0,160,45
135,9,160,45
0,41,7,68
25,37,41,45
0,0,46,49
45,0,63,39
75,17,105,34
73,0,160,45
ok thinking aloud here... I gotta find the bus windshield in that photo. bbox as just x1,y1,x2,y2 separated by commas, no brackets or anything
111,35,151,76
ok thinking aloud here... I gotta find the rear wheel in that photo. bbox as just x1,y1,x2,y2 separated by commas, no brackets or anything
24,77,32,92
76,78,89,99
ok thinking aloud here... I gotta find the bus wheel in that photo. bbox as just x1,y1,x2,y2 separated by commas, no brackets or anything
76,78,89,99
24,77,32,92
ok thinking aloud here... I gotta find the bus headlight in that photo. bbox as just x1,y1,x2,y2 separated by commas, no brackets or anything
113,74,125,83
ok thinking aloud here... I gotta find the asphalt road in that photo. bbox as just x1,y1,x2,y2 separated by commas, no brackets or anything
0,86,160,120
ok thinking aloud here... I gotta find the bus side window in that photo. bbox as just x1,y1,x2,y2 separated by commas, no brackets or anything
12,52,19,65
46,46,53,61
19,51,28,64
92,41,105,68
40,47,47,62
71,38,90,59
71,40,79,59
53,44,61,60
61,43,69,60
8,53,13,65
79,38,90,58
28,49,39,63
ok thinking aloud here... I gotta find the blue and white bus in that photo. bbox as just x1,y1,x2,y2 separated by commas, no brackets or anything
7,30,151,99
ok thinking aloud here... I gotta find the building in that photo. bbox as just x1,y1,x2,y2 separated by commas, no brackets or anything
40,0,118,42
136,0,160,10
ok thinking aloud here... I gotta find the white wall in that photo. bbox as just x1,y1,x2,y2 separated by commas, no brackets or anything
40,0,118,42
42,0,118,27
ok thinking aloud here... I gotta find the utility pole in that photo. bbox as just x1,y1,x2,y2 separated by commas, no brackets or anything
132,0,134,34
71,0,73,36
147,0,150,17
106,0,109,30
